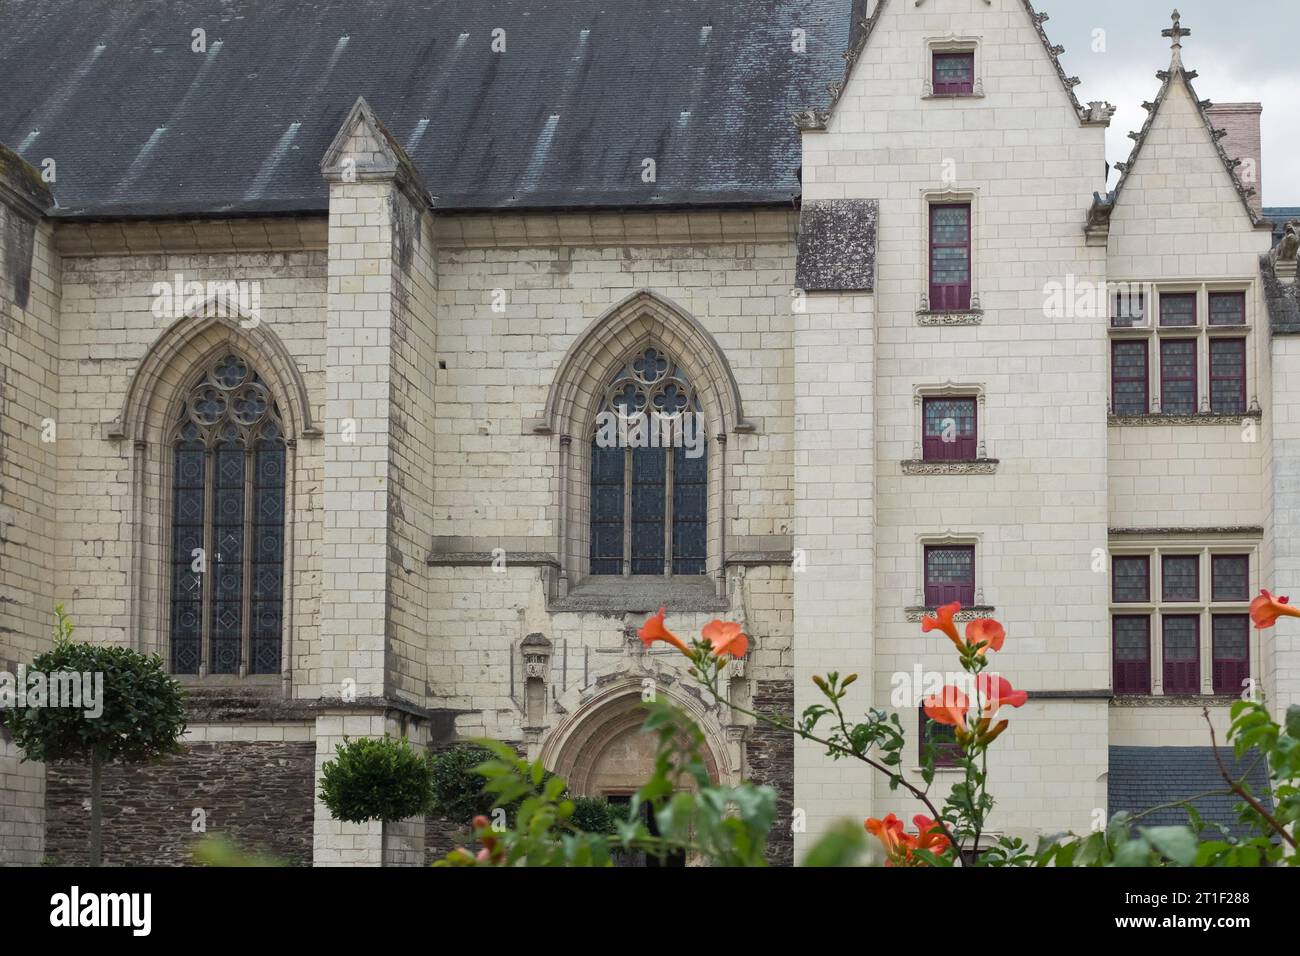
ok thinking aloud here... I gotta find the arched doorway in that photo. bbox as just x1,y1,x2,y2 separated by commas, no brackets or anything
541,682,734,867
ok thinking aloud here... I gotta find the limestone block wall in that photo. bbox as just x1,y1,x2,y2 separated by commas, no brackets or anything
0,172,61,865
797,0,1112,841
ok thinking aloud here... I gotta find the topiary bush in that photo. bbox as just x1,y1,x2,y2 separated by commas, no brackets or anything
3,605,187,866
429,744,499,822
318,735,435,824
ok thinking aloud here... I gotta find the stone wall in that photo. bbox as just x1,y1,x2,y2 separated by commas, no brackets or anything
44,739,316,866
746,679,794,866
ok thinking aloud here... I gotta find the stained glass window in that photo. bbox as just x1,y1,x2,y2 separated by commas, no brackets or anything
169,353,286,675
589,346,707,576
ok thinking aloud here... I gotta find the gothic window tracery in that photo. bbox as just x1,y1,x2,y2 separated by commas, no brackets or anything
170,353,286,675
589,346,707,576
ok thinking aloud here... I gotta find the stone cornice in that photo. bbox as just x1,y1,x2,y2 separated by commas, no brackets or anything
900,459,999,476
54,217,328,257
426,551,560,569
725,551,794,567
1110,694,1240,708
1108,526,1263,538
1108,411,1261,427
434,208,796,248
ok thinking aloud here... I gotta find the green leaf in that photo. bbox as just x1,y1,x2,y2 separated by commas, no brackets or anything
801,820,867,867
1140,826,1198,866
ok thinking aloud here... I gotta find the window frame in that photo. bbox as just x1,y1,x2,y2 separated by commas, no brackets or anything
1110,544,1255,697
931,51,975,95
1211,614,1250,696
927,202,972,312
1110,339,1149,416
924,544,976,607
1161,614,1201,695
1209,336,1247,414
921,395,978,461
1158,337,1198,415
1112,615,1152,696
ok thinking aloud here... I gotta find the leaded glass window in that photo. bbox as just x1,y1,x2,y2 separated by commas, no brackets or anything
169,353,286,675
589,346,707,576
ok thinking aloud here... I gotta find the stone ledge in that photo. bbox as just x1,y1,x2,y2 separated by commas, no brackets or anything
900,458,999,476
1108,526,1263,538
180,689,458,728
917,309,983,326
725,550,793,567
551,576,728,614
1111,694,1240,707
426,551,559,568
904,605,995,623
1108,411,1261,426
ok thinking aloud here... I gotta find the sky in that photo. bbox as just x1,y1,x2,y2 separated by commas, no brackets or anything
1042,0,1298,207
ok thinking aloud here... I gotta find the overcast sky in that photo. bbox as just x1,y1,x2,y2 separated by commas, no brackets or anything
1043,0,1298,207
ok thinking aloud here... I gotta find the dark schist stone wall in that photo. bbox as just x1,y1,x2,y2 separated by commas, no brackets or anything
747,679,794,867
45,740,315,866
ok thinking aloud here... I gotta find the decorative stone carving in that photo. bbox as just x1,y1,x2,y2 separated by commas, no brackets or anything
901,459,999,476
1108,411,1262,427
917,309,983,326
795,199,878,292
905,605,996,623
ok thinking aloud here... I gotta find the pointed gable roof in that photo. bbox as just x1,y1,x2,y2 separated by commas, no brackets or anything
795,0,1110,131
1102,10,1268,230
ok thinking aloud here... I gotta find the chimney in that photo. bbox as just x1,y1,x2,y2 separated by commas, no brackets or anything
1206,102,1263,214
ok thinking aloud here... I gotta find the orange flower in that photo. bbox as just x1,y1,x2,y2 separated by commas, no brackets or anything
964,618,1005,655
974,674,1029,717
921,602,962,649
637,607,691,656
1249,589,1300,629
922,685,969,728
866,814,950,866
911,815,951,856
701,619,749,659
865,814,912,865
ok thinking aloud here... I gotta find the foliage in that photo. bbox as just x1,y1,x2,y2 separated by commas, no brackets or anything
429,744,500,822
191,834,287,867
435,700,776,867
319,735,435,824
2,606,187,765
570,796,622,835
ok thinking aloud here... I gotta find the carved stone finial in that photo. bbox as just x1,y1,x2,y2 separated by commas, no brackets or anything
1162,9,1190,49
1278,221,1300,264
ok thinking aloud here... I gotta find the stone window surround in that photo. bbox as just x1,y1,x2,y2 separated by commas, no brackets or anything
902,382,998,474
1107,279,1259,419
113,307,317,692
1108,538,1259,698
534,291,751,598
911,531,986,610
918,187,982,317
923,34,985,99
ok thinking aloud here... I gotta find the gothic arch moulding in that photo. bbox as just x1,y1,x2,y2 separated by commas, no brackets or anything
110,302,319,444
538,290,754,439
538,678,737,795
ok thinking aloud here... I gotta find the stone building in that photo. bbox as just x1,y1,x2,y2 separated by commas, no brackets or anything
0,0,1296,866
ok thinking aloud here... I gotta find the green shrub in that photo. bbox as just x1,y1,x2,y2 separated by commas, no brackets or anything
318,735,434,824
429,744,499,822
570,796,623,835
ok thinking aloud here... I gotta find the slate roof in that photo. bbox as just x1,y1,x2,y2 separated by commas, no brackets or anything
1108,746,1274,841
0,0,852,219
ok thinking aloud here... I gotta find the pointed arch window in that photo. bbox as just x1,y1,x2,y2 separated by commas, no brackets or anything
170,353,286,675
590,346,707,576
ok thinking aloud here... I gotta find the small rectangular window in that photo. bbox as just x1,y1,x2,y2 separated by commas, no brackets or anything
929,204,971,312
1159,293,1197,327
932,51,975,95
1211,555,1249,602
1111,288,1146,329
920,712,961,768
1208,292,1246,327
1209,338,1246,414
1111,555,1150,603
1161,554,1199,602
1212,615,1249,695
1162,615,1200,695
922,397,977,461
924,545,975,606
1111,340,1149,415
1113,615,1151,695
1160,339,1198,414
